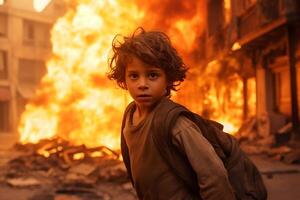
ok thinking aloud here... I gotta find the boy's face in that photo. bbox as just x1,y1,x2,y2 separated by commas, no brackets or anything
125,56,167,110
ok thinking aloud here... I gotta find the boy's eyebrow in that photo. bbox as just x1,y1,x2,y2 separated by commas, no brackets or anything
126,68,163,73
127,69,138,73
146,68,163,72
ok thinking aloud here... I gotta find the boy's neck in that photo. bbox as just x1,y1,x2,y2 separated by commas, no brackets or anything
134,104,151,119
132,99,163,125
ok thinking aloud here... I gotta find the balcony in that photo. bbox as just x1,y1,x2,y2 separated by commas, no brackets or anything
236,0,300,47
238,0,280,39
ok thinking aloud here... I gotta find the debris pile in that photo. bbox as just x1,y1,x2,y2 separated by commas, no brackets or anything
0,138,136,200
236,119,300,165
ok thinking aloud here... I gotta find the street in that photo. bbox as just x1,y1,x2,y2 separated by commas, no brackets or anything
0,146,300,200
250,155,300,200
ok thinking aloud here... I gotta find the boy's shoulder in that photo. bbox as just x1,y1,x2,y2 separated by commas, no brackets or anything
155,97,186,113
152,98,196,134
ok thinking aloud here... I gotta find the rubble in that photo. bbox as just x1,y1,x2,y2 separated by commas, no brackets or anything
274,123,292,145
236,117,300,166
7,177,41,187
277,123,292,134
0,138,137,200
282,149,300,164
236,117,257,142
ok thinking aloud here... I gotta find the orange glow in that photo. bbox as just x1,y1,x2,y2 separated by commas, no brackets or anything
73,153,85,160
247,78,256,116
18,0,252,150
220,121,238,133
33,0,52,12
19,0,142,149
176,59,245,135
224,0,231,24
232,42,241,51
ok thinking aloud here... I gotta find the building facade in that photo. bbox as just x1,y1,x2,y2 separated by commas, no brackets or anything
0,0,65,148
199,0,300,141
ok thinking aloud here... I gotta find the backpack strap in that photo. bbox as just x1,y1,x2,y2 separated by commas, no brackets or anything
187,114,230,165
120,102,135,186
151,99,200,195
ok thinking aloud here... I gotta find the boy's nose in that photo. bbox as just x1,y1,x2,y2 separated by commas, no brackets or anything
138,78,149,90
138,85,148,90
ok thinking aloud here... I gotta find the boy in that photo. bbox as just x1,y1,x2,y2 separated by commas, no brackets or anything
107,28,236,199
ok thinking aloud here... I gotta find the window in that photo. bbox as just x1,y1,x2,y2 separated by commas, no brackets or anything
0,13,8,37
0,101,10,132
231,0,257,16
207,0,224,36
23,20,51,47
0,50,8,79
224,0,231,24
275,68,291,116
18,59,46,87
27,23,35,40
297,65,300,116
0,87,11,133
244,0,257,10
247,77,256,117
17,91,27,122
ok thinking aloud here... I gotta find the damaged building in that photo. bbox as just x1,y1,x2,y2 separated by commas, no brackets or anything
1,0,300,149
0,0,65,147
198,0,300,144
0,1,300,199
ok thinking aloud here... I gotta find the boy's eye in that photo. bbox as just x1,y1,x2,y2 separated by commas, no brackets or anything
148,72,159,80
128,74,138,80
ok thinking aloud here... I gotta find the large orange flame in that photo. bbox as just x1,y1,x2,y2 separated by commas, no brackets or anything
19,0,255,149
19,0,143,149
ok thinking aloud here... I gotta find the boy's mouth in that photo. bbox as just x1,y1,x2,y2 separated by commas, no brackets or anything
136,94,152,101
137,94,151,97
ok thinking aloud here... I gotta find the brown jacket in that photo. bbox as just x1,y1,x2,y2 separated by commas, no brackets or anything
122,98,235,200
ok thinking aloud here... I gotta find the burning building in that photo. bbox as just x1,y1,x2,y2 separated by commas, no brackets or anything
1,0,300,151
1,0,208,150
0,0,300,199
193,0,300,145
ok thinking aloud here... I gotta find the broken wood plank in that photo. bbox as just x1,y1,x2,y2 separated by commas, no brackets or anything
7,177,41,187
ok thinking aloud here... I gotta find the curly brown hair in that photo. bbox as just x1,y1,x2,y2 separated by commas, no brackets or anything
107,27,187,96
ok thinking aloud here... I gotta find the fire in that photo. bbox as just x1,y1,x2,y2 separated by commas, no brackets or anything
19,0,254,150
224,0,231,24
177,59,246,135
19,0,143,149
247,78,256,117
